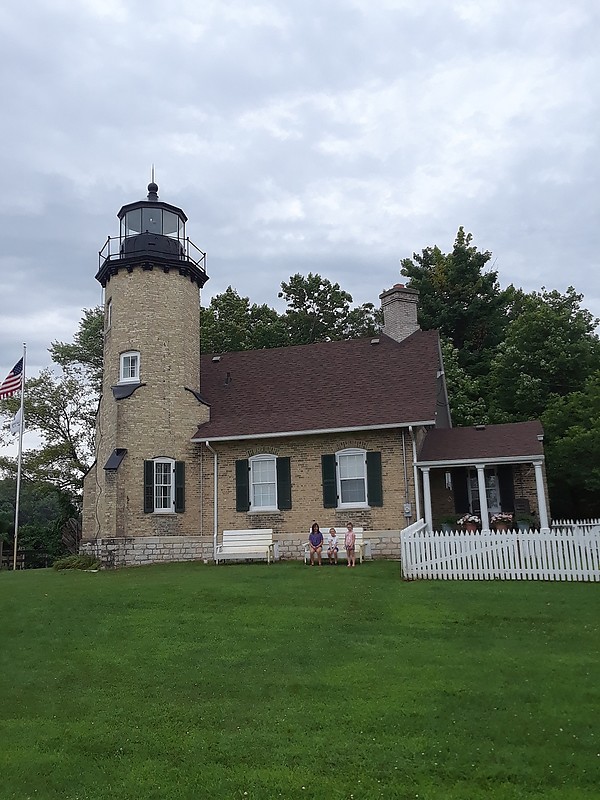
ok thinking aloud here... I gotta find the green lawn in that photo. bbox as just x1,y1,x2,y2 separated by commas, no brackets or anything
1,562,598,800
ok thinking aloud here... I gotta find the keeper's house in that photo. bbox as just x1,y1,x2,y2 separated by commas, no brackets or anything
81,184,550,567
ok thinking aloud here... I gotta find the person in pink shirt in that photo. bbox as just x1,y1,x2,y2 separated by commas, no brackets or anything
344,521,356,568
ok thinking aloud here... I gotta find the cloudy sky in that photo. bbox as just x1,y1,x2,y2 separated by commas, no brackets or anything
1,0,599,380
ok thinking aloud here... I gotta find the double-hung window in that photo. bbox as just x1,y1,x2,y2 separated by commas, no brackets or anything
144,458,185,514
154,459,174,512
250,455,277,511
337,449,368,506
120,350,140,383
322,449,383,509
235,456,292,512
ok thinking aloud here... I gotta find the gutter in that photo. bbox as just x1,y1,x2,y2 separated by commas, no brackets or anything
416,454,545,469
192,420,436,444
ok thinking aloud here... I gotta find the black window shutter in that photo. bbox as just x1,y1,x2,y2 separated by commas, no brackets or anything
235,459,250,512
175,461,185,512
497,465,515,513
276,457,292,510
321,454,337,508
143,460,154,513
366,451,383,506
452,467,469,514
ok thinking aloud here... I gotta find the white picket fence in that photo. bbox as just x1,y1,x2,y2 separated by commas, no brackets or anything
552,518,600,529
401,520,600,582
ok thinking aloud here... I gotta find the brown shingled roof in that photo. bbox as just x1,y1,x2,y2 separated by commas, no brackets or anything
418,421,544,464
192,330,442,441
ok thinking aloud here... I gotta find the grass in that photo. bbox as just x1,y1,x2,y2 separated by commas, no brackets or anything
0,561,599,800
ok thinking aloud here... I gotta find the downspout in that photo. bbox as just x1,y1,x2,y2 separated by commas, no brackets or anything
401,429,410,518
409,426,422,521
204,441,218,561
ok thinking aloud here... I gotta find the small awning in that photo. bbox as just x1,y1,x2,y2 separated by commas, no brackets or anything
112,383,144,400
104,448,128,471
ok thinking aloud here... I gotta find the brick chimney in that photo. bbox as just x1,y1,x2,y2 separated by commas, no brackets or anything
379,283,420,342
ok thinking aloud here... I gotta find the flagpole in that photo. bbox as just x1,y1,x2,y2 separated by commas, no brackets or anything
13,343,26,572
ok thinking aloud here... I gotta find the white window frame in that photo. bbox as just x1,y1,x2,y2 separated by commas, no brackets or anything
153,457,175,514
336,448,368,509
249,454,278,512
120,350,140,383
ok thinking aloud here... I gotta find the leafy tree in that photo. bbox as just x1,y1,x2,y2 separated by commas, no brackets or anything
278,273,381,345
401,227,509,379
202,276,381,352
50,306,104,392
541,372,600,518
489,287,600,420
0,478,76,564
440,339,490,426
200,287,289,353
0,369,96,498
2,307,101,503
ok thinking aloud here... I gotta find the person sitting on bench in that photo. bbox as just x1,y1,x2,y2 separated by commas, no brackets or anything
327,528,339,564
308,522,324,566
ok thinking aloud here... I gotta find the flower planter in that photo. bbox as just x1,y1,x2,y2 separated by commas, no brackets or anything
493,522,509,532
464,522,478,533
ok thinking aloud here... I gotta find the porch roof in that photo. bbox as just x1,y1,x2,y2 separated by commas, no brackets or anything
417,420,544,466
192,330,442,441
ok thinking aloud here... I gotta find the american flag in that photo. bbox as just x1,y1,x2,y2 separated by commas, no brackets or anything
0,358,23,398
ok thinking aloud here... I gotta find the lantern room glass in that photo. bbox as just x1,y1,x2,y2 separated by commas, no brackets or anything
120,207,185,242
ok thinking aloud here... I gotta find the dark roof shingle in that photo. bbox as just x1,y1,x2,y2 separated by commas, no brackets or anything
193,330,442,441
418,421,544,463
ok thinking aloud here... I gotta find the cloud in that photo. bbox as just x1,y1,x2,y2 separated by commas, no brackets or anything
0,0,599,383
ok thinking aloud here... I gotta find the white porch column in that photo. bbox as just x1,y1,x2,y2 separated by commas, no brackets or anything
422,467,433,532
476,465,490,531
534,460,549,530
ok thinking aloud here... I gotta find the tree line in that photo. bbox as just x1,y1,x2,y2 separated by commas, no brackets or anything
1,230,599,561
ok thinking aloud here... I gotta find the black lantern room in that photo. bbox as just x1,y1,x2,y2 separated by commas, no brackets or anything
96,182,208,289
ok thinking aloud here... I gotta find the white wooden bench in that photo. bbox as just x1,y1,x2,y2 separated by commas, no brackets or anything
303,528,370,564
215,529,279,564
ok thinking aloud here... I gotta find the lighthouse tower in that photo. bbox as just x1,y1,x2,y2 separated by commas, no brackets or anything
82,182,210,554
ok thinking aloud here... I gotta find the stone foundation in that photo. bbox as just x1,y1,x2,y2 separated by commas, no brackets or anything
80,536,213,569
81,529,404,568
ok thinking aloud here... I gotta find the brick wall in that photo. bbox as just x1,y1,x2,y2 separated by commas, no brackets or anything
379,284,419,342
199,429,418,559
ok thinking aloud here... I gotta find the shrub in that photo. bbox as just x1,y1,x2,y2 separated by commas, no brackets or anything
53,554,101,571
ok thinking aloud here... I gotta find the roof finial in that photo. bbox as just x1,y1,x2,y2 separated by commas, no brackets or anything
147,165,158,201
